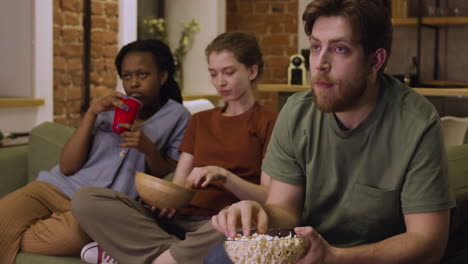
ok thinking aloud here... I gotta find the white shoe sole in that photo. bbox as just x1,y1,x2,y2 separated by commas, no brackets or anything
81,242,99,264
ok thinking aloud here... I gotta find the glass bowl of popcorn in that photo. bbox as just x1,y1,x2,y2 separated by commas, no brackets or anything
224,228,309,264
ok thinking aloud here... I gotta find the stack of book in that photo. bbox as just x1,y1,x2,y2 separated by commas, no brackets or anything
0,132,29,147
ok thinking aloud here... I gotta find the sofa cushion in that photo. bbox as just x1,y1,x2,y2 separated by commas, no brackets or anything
447,144,468,198
0,145,28,197
27,122,75,182
15,253,81,264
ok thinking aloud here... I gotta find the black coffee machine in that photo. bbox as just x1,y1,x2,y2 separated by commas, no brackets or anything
288,49,310,85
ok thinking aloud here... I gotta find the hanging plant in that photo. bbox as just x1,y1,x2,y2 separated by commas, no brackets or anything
143,17,200,88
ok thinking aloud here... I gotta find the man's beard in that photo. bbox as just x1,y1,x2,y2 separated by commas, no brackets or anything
311,74,369,113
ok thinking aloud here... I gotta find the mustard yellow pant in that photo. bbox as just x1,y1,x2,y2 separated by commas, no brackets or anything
0,181,91,264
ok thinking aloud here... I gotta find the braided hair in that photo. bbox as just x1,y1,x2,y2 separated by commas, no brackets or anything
115,39,183,105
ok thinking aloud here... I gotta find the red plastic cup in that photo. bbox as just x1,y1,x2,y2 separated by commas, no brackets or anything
112,97,142,135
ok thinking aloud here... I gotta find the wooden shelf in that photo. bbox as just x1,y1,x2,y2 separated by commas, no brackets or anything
413,88,468,97
392,17,418,26
0,98,45,108
257,84,468,97
419,80,468,88
392,16,468,26
258,84,308,93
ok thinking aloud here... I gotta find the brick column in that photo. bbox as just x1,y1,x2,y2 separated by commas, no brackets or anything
227,0,298,84
53,0,119,127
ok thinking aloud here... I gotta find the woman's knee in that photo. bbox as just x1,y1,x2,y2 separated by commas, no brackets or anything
21,211,92,255
71,187,107,222
71,187,125,222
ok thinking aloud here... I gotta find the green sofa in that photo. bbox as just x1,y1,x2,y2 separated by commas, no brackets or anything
1,121,468,263
447,145,468,199
0,122,81,263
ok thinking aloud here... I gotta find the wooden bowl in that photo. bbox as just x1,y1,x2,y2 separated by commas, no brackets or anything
135,171,195,209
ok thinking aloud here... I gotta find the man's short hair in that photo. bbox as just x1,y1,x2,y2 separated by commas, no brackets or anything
302,0,393,72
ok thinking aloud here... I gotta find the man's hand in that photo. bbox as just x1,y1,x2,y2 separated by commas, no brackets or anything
185,166,229,188
295,226,335,264
211,200,269,238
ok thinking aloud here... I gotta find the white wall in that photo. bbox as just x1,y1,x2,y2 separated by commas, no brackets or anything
166,0,226,95
0,1,33,97
0,0,53,132
298,0,310,52
117,0,226,95
117,0,138,93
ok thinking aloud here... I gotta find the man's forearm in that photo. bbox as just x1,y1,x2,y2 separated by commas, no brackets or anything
261,179,305,230
264,204,302,229
329,231,447,264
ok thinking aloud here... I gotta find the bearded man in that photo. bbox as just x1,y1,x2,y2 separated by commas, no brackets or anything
210,0,456,263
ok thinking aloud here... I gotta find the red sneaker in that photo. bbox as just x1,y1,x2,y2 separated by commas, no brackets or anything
81,242,118,264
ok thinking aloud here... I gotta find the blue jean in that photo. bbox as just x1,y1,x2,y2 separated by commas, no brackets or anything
203,241,233,264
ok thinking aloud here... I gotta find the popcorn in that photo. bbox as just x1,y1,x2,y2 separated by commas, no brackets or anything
224,232,308,264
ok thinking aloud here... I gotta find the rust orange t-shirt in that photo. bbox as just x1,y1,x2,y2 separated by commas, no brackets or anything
178,102,277,217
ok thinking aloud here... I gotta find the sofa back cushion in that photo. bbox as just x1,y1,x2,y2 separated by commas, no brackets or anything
447,144,468,198
28,122,75,182
0,145,28,197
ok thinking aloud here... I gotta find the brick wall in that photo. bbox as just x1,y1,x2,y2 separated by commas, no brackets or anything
227,0,298,84
227,0,298,111
52,1,297,121
53,0,119,126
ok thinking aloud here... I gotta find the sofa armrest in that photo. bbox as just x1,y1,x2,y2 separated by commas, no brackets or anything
27,122,75,182
0,145,28,197
447,144,468,198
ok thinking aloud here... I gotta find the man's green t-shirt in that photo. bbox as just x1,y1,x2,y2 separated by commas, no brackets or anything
262,74,455,247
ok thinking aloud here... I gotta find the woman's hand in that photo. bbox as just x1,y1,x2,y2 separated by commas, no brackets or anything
185,166,230,189
119,126,153,154
87,92,128,117
150,206,177,219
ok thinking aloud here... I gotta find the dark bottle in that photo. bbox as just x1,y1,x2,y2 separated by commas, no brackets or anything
404,56,418,87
